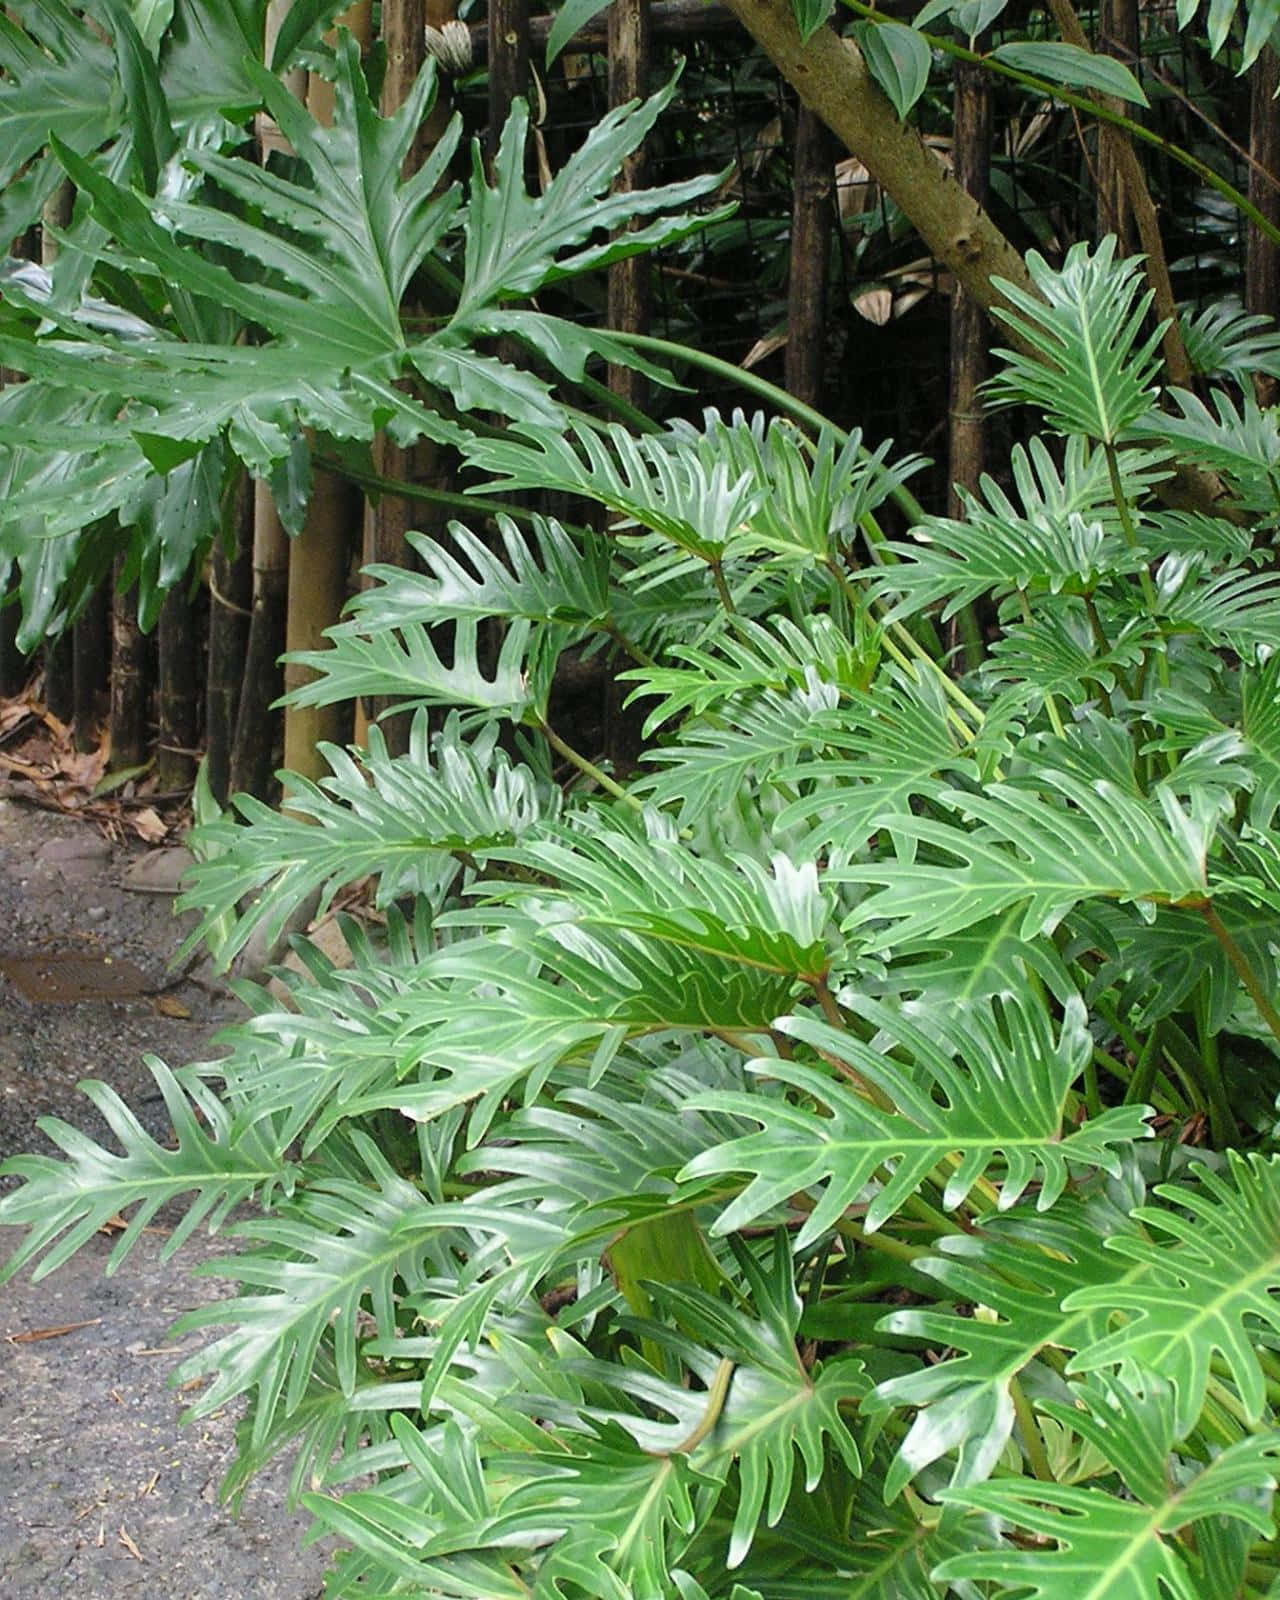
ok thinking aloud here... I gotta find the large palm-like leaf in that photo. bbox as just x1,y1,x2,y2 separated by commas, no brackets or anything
938,1373,1280,1599
173,1138,569,1450
682,994,1147,1243
836,762,1217,948
1063,1152,1280,1432
347,516,612,633
986,238,1165,444
179,715,558,965
867,1198,1143,1498
0,1060,293,1279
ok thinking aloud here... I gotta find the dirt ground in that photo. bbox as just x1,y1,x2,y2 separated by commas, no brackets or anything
0,795,334,1598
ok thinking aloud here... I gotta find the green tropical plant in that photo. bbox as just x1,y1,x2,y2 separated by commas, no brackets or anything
5,185,1280,1600
0,1,721,644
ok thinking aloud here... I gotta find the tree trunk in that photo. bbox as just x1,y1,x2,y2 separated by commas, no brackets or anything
205,473,254,805
156,583,199,791
110,559,151,771
607,0,652,412
785,105,833,410
229,479,289,800
72,584,109,752
1247,46,1280,407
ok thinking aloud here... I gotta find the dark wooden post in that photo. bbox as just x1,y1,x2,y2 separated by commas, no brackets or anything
785,106,833,409
109,561,150,771
1247,46,1280,407
946,51,991,668
607,0,651,411
488,0,529,156
205,473,253,803
71,585,109,752
361,0,437,755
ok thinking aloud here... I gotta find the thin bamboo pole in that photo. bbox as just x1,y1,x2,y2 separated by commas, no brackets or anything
231,0,307,800
280,4,371,780
109,558,150,770
156,581,199,789
229,478,289,798
947,52,990,519
1247,46,1280,407
205,473,253,804
359,0,443,756
40,182,74,724
607,0,652,412
785,105,833,410
487,0,529,159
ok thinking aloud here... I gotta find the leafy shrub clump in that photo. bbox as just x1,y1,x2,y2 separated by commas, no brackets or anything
6,71,1280,1600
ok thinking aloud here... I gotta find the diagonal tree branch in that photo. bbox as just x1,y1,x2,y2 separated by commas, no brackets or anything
720,0,1037,319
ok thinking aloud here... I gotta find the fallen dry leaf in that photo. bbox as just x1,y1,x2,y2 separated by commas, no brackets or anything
129,805,167,844
152,993,191,1019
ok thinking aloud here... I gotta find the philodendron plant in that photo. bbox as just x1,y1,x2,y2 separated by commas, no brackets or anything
7,220,1280,1596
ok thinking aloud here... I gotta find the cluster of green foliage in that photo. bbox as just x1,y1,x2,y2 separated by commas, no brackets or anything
5,3,1280,1597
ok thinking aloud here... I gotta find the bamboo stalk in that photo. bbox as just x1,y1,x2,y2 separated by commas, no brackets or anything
785,105,833,409
205,473,253,804
276,5,370,781
607,0,652,411
156,582,199,790
1247,46,1280,407
469,0,737,57
109,558,151,771
40,181,74,724
488,0,529,159
360,0,444,756
229,479,288,799
71,585,108,753
947,51,990,669
230,0,307,800
283,464,355,777
1045,0,1191,385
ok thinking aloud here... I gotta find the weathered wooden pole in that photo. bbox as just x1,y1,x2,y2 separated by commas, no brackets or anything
607,0,652,411
785,106,833,409
488,0,529,157
1247,46,1280,407
109,559,151,770
279,4,371,781
230,0,308,800
205,473,253,804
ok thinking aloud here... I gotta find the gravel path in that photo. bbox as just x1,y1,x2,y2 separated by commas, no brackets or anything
0,797,334,1599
